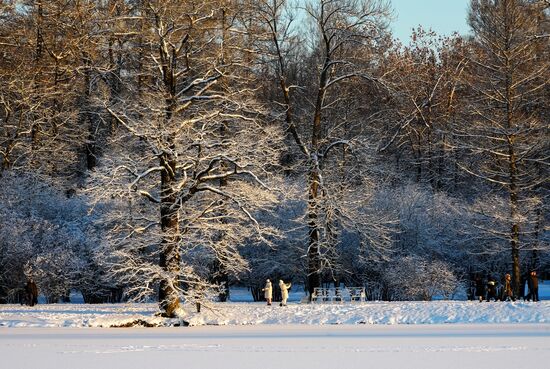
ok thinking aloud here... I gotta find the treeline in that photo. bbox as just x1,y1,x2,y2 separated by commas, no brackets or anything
0,0,548,315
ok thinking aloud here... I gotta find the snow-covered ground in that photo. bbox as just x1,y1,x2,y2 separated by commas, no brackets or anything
2,324,549,369
0,300,549,327
1,283,549,327
1,285,549,368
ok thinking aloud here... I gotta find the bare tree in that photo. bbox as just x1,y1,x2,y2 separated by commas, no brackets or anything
255,0,392,297
0,0,103,183
456,0,549,295
379,29,468,191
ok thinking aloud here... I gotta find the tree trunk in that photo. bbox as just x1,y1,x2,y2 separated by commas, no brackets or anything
509,139,521,296
158,63,180,317
31,0,44,147
306,40,330,298
307,166,321,297
158,148,181,317
82,56,98,171
214,8,230,302
155,8,183,317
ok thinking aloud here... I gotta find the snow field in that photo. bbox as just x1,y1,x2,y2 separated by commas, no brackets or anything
0,300,549,327
1,325,549,369
2,300,549,369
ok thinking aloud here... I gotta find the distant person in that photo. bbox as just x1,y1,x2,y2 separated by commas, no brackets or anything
467,278,476,301
475,275,485,302
279,280,291,306
519,273,527,300
262,279,273,306
503,273,515,302
529,271,539,302
25,278,38,307
486,276,498,301
526,271,533,301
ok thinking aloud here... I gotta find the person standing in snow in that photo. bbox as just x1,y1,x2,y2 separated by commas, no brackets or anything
475,275,485,302
467,277,476,301
486,276,498,301
528,270,539,302
525,271,533,301
25,278,38,307
279,280,291,306
503,273,515,301
519,272,527,300
262,279,273,305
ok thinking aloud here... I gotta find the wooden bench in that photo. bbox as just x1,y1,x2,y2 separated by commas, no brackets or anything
311,287,330,302
348,287,366,302
311,287,365,303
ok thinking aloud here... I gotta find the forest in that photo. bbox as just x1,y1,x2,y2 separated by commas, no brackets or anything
0,0,548,317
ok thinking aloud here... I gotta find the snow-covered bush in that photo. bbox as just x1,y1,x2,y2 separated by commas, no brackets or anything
0,172,104,303
383,256,460,301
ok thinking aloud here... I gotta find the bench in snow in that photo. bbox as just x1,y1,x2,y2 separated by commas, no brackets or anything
311,287,365,303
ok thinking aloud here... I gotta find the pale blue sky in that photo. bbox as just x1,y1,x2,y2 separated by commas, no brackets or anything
391,0,471,41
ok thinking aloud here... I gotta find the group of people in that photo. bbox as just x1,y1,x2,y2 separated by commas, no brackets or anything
473,270,540,302
262,279,292,306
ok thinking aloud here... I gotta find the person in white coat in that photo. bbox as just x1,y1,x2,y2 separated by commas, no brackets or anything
262,279,273,305
279,279,291,306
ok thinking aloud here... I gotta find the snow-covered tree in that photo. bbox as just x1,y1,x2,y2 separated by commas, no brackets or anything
384,256,460,301
89,0,285,317
0,172,101,303
255,0,394,297
455,0,550,294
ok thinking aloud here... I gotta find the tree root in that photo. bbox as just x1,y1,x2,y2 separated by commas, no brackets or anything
109,319,160,328
109,318,189,328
